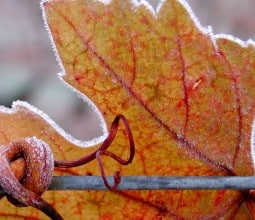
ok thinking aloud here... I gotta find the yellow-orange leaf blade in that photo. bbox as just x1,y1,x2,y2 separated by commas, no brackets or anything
42,0,255,218
0,0,254,219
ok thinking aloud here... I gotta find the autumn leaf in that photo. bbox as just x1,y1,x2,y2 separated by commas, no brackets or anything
0,0,255,219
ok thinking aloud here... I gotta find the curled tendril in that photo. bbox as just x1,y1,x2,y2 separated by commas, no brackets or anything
0,114,135,219
0,137,62,219
55,114,135,191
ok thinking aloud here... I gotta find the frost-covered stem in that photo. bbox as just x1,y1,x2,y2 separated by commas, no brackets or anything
0,114,135,219
0,138,63,219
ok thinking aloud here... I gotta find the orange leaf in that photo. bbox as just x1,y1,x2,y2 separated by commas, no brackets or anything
1,0,255,219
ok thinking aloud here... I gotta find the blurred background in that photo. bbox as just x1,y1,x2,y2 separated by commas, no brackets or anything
0,0,254,141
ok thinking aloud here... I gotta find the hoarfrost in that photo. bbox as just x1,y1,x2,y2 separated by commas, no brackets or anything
40,0,108,148
0,101,107,148
251,119,255,168
24,136,54,166
23,137,54,191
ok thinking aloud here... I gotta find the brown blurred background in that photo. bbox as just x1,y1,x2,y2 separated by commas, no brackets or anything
0,0,254,141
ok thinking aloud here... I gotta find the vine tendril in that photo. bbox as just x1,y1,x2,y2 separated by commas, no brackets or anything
0,115,135,219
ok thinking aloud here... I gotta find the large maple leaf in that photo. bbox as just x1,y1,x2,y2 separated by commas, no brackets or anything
0,0,255,219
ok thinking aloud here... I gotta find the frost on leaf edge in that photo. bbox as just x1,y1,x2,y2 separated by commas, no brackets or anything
0,100,107,148
40,0,110,148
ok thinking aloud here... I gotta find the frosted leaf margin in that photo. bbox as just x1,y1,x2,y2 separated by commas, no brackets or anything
0,100,107,147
